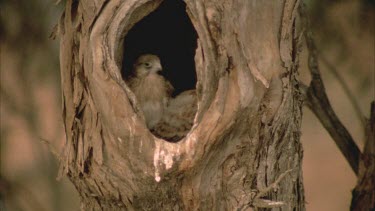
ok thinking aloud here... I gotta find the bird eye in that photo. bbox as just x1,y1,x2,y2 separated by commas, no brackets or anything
144,62,151,68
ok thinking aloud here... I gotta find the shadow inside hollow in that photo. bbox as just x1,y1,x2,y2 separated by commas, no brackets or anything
122,0,198,96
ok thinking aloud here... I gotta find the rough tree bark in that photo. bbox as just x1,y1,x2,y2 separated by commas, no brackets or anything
58,0,304,210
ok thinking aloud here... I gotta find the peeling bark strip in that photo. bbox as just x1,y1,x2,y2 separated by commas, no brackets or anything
59,0,305,210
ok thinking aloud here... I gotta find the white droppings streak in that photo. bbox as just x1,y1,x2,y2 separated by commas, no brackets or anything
177,144,180,154
153,141,161,182
164,152,174,170
185,134,197,158
129,116,137,137
139,140,143,153
153,140,181,182
117,137,123,143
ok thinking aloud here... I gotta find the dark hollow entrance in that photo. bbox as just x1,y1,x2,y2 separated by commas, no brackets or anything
122,0,198,95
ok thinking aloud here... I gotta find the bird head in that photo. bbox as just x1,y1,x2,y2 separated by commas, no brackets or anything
133,54,163,77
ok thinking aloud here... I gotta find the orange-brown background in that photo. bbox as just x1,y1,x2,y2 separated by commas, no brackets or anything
1,0,374,210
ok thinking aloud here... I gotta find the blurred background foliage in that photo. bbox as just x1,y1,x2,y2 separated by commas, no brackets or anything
0,0,79,210
0,0,373,210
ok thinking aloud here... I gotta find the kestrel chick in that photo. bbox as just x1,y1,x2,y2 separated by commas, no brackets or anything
127,54,174,129
152,89,197,142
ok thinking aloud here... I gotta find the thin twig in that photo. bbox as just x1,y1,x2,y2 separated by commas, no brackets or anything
299,3,361,175
238,169,294,210
319,54,365,128
256,169,294,199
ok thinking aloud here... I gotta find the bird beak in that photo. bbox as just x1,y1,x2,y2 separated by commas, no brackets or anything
155,63,163,73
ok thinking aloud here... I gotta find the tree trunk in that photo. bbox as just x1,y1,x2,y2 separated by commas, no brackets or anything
58,0,304,210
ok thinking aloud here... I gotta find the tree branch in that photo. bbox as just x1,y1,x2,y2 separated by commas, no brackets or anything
350,102,375,210
299,3,361,175
319,54,366,128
